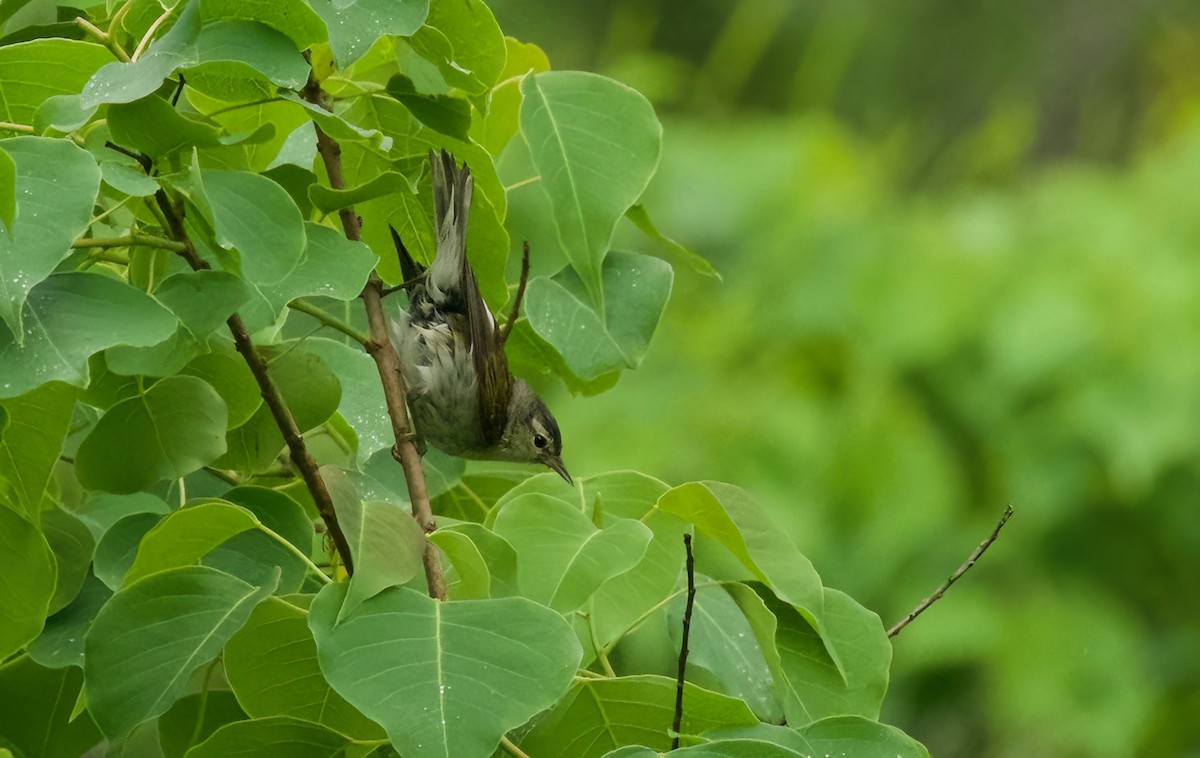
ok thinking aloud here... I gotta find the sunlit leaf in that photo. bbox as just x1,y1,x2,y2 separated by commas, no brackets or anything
0,502,55,659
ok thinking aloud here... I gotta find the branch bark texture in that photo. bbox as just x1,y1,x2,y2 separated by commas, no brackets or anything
302,80,447,600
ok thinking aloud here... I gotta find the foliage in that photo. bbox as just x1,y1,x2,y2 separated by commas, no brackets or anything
0,2,927,757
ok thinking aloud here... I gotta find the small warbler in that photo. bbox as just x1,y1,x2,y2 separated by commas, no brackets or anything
388,151,570,482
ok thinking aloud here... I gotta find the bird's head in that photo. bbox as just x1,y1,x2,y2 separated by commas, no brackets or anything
496,380,570,482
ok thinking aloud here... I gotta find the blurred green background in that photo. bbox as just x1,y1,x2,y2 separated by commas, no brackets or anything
493,1,1200,755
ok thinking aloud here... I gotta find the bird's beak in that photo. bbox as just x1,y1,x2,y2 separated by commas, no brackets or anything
546,456,572,484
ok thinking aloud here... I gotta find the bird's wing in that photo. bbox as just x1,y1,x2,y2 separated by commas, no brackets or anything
430,150,513,446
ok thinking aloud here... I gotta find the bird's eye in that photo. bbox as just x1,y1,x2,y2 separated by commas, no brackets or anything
533,434,547,449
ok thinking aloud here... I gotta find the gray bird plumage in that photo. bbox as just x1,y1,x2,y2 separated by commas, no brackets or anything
388,152,570,482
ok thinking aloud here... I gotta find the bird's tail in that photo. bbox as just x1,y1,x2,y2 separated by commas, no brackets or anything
427,150,473,305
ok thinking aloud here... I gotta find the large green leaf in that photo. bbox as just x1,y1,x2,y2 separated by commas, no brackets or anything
199,0,328,50
656,483,825,632
201,168,306,286
300,338,389,464
123,500,259,585
0,146,13,229
524,252,673,381
158,690,248,758
519,71,661,303
492,493,653,612
329,476,426,619
0,138,101,339
187,716,367,757
763,588,891,725
75,376,229,494
793,716,930,758
307,0,429,67
27,574,112,670
0,657,101,758
42,508,96,614
107,95,222,159
430,522,519,599
417,0,506,91
84,565,278,738
181,343,261,428
518,675,759,757
309,583,582,758
202,486,315,593
0,382,76,517
80,1,200,108
92,512,165,590
191,21,309,90
0,39,113,124
668,583,782,722
385,74,471,141
0,273,178,399
0,503,56,659
241,223,376,333
225,597,382,738
73,491,171,542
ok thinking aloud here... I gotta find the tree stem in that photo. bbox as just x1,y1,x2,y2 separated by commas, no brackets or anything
671,533,696,750
303,76,446,600
287,299,371,346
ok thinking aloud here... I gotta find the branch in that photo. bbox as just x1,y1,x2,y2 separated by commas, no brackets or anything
152,188,356,574
671,533,696,750
499,736,531,758
287,299,371,346
72,234,187,253
73,16,130,62
303,77,446,600
498,241,530,345
888,505,1014,639
0,122,34,135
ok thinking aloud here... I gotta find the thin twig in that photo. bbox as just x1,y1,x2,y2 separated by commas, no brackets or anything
74,16,131,61
888,505,1014,639
498,241,530,345
302,74,446,600
72,234,187,253
131,4,175,61
0,121,34,134
671,533,696,750
171,74,185,106
104,141,152,173
287,299,371,345
153,188,356,574
499,736,531,758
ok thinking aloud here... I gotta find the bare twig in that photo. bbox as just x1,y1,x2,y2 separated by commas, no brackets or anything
0,121,34,134
302,76,446,600
131,4,175,61
152,188,356,574
499,736,531,758
73,16,130,61
72,234,187,253
498,241,530,345
104,141,153,173
888,505,1014,639
671,533,696,750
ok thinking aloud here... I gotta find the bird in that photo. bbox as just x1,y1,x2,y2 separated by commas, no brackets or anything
387,151,570,482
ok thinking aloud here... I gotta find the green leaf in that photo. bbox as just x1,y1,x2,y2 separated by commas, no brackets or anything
75,376,229,494
99,158,159,196
158,690,247,758
214,347,340,473
201,168,306,286
42,508,96,614
794,715,930,758
519,71,662,303
203,488,314,593
307,0,430,67
469,37,550,156
307,170,413,214
123,500,259,585
0,39,113,124
519,675,759,757
411,0,505,93
0,657,101,758
181,342,262,429
0,503,56,659
431,522,519,598
0,138,101,340
386,74,471,141
192,21,308,90
33,94,98,135
0,146,13,229
668,583,782,722
656,482,825,633
625,204,719,279
84,565,279,738
492,493,653,612
326,468,426,619
309,583,582,758
430,469,525,522
225,597,383,738
764,588,891,725
300,338,389,464
107,95,222,159
0,382,76,517
0,273,178,399
92,512,164,590
524,252,674,380
199,0,328,51
74,491,171,542
80,1,200,108
27,574,111,670
188,716,362,757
